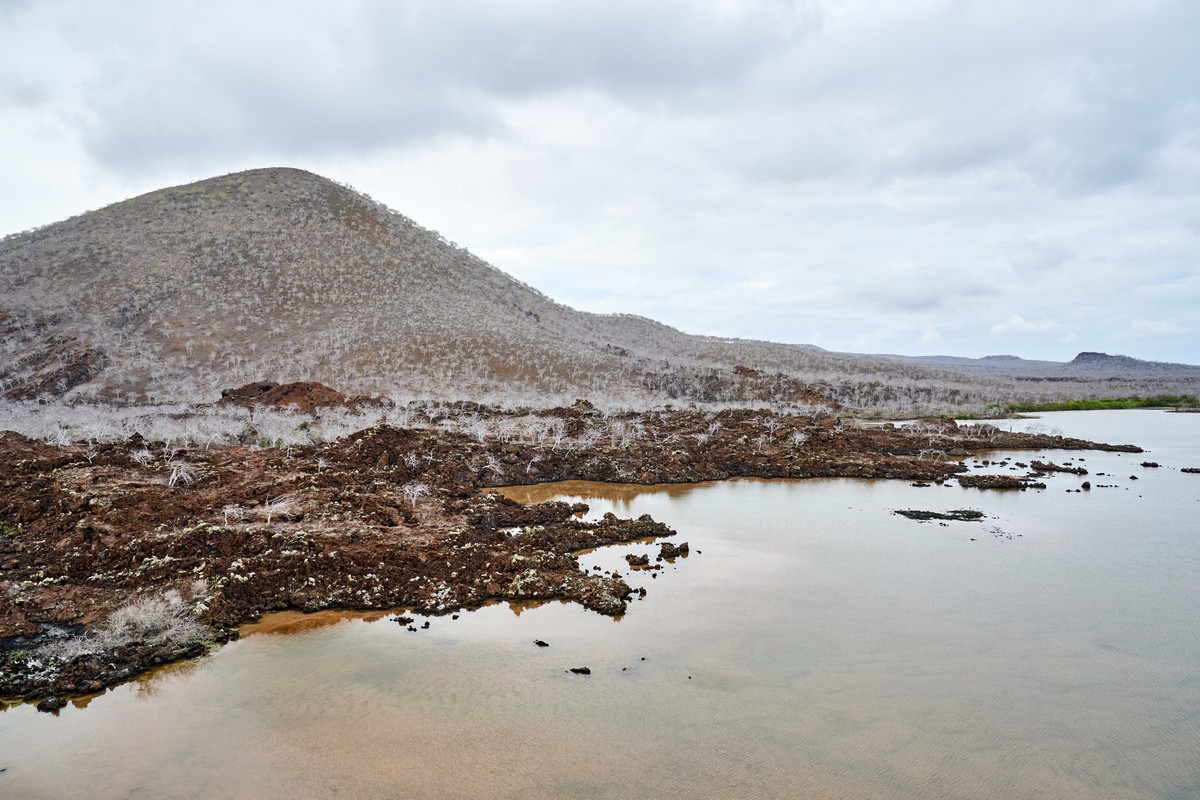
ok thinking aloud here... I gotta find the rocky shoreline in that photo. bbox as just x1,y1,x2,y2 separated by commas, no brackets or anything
0,399,1141,706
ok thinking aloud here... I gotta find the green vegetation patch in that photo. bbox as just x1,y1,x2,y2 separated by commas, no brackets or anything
1002,395,1199,412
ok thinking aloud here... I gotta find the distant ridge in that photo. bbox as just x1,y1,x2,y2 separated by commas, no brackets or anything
871,350,1200,379
2,168,1198,413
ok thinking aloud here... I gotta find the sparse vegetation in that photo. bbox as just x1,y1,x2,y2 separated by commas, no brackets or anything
0,588,212,702
167,458,195,487
37,589,209,664
3,168,1196,416
260,494,301,524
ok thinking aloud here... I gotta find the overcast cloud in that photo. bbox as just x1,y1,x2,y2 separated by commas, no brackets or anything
2,0,1198,362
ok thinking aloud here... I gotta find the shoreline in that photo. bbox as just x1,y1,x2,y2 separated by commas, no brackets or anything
0,403,1142,707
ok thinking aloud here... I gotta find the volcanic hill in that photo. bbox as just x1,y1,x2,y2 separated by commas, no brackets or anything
2,168,1197,412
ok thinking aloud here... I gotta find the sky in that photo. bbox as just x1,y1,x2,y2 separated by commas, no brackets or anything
2,0,1198,364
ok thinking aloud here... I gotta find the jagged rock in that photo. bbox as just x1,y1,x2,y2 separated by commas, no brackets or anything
36,696,66,713
893,509,984,522
658,541,689,560
1031,460,1088,475
959,474,1046,490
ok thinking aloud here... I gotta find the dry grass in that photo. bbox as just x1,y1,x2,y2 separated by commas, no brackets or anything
36,588,209,664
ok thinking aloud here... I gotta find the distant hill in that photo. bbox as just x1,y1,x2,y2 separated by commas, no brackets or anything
872,350,1200,380
871,353,1062,372
2,168,1197,413
1060,351,1200,376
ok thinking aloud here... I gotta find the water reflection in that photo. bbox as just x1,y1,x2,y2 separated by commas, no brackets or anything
240,609,393,637
236,599,587,639
498,478,716,511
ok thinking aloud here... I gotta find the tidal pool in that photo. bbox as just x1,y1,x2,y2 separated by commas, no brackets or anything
1,410,1198,799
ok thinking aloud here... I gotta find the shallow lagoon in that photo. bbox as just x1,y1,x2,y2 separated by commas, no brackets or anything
2,410,1198,799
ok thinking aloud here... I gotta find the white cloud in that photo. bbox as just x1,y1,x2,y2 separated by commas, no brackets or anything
990,314,1058,337
1127,319,1191,338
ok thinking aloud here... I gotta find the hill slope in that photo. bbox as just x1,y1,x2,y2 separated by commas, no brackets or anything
2,168,1197,412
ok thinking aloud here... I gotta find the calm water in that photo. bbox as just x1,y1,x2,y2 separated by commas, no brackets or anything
2,410,1198,799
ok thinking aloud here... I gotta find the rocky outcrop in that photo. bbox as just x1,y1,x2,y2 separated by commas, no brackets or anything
893,509,985,521
958,475,1047,490
220,381,379,413
1030,460,1088,475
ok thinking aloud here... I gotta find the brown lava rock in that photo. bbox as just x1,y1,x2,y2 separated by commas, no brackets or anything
220,381,381,413
0,397,1141,701
657,541,689,560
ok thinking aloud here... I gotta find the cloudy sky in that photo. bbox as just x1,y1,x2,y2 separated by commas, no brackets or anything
2,0,1198,363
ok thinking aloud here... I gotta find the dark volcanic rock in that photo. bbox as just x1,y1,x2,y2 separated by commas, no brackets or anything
958,474,1047,490
893,509,985,522
220,381,277,403
35,696,66,713
1031,460,1088,475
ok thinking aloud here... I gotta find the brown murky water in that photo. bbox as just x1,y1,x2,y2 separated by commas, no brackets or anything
2,411,1198,799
